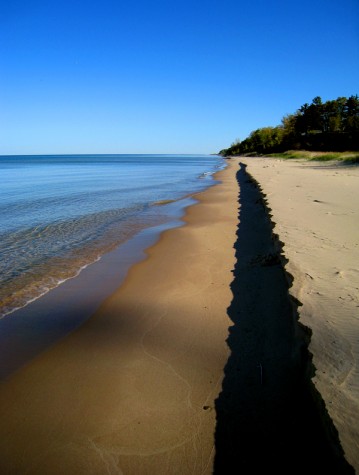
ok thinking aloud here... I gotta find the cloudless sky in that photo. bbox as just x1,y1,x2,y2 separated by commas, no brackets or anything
1,0,358,154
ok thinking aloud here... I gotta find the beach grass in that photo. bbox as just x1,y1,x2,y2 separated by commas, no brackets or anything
265,150,359,164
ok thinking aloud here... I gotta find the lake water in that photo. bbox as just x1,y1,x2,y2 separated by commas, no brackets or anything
0,154,224,318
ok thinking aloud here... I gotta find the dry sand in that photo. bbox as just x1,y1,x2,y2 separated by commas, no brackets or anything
0,157,357,474
239,156,359,473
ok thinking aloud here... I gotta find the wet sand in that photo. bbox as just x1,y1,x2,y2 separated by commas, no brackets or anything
0,161,238,474
0,158,356,474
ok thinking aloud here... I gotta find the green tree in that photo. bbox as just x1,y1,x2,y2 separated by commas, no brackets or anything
344,95,359,133
219,94,359,156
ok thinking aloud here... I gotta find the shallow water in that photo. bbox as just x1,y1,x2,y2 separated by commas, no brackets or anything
0,154,224,317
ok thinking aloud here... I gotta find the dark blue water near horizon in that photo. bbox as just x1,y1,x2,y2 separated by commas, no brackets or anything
0,154,225,318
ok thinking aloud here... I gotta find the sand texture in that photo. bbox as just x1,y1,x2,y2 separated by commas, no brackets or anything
0,157,357,474
0,162,239,474
240,157,359,473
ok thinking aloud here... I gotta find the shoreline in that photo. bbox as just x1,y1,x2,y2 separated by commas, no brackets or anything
0,193,205,380
0,154,224,322
0,160,239,474
0,194,202,321
0,158,356,473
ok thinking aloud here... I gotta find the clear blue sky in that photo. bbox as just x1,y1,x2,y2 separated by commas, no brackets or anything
1,0,358,155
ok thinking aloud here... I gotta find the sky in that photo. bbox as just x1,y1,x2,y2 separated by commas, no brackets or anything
1,0,358,155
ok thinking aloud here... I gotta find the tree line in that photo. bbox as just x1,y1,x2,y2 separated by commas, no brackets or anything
219,95,359,156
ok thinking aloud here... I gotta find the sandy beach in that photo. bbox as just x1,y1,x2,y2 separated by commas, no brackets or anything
0,161,239,474
239,156,359,473
0,157,358,474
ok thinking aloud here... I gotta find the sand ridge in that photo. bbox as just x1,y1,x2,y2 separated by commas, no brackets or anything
240,156,359,473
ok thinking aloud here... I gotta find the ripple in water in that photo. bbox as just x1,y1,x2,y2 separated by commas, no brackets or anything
0,154,225,317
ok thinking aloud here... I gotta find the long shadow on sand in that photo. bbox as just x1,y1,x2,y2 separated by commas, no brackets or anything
213,163,354,474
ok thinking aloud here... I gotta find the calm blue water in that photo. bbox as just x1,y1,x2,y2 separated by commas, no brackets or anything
0,154,224,318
